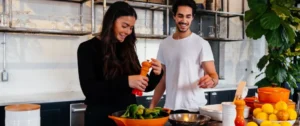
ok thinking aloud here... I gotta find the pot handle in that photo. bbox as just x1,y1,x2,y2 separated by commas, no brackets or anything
108,115,126,126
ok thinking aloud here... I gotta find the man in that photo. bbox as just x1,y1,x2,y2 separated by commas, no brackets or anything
149,0,219,113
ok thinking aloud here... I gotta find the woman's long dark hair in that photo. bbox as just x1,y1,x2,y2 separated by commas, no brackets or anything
100,1,140,79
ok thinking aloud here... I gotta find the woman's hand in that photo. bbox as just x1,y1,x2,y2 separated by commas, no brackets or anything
128,75,149,91
151,58,162,75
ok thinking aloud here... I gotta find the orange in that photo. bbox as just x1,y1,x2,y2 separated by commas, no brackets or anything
276,110,289,121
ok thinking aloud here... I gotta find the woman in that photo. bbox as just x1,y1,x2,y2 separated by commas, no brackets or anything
77,1,163,126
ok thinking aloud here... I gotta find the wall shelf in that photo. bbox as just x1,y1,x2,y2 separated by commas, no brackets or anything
92,32,168,39
0,0,92,36
203,37,243,41
95,0,170,10
136,34,168,39
0,27,91,36
196,9,244,18
50,0,89,3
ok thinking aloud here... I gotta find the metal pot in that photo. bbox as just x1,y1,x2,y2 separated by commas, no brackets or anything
168,113,211,126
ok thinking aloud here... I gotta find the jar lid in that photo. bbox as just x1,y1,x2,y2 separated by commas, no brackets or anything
5,104,40,111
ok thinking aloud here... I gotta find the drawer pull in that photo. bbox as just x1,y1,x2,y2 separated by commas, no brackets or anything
212,92,217,96
145,96,164,100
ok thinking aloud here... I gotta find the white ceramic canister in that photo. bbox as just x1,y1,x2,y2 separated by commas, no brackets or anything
222,102,236,126
5,104,40,126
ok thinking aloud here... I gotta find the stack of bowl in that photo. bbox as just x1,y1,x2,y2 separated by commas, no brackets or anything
244,87,295,111
244,87,297,125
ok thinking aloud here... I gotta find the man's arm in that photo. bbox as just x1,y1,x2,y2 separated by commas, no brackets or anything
149,65,166,108
199,61,219,88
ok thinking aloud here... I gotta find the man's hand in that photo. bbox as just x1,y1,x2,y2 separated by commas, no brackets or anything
151,58,162,75
199,75,216,88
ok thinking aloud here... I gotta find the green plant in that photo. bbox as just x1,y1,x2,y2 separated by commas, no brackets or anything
245,0,300,88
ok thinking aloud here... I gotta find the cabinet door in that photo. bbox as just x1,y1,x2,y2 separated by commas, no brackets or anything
247,89,257,97
209,91,232,104
40,102,69,126
136,95,165,108
0,106,4,126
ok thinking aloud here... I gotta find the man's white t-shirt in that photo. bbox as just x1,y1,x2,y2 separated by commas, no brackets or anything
157,33,214,112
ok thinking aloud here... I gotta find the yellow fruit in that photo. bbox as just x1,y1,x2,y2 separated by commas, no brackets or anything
268,114,278,121
280,121,292,126
273,109,278,114
275,101,288,111
276,110,289,121
246,122,258,126
271,122,280,126
287,109,297,120
253,108,262,117
260,121,272,126
256,112,268,121
287,108,294,113
262,103,274,114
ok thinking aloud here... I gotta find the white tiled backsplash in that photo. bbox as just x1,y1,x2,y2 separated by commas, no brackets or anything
0,0,265,97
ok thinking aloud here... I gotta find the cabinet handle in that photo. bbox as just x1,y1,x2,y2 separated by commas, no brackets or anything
146,97,153,100
205,93,208,96
212,92,217,96
72,108,86,112
146,96,164,100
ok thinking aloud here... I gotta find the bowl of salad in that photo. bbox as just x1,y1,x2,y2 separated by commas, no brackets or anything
108,104,170,126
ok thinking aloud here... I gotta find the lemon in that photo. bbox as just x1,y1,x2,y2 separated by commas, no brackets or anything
287,109,297,120
253,108,262,117
246,122,258,126
260,121,272,126
262,103,274,114
271,122,280,126
256,112,268,121
280,121,292,126
277,110,290,121
275,101,288,111
268,113,278,121
287,108,294,113
273,109,278,114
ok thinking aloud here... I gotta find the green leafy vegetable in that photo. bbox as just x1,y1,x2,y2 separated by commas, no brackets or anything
120,104,168,119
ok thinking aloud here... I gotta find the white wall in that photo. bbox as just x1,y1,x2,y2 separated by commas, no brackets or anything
219,0,266,86
0,0,266,97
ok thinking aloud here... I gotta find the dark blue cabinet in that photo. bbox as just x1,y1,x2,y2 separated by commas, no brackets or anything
0,101,83,126
0,106,4,126
40,102,69,126
205,88,257,105
136,95,166,108
209,91,233,104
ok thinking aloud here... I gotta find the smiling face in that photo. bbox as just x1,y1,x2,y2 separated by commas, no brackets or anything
113,16,136,42
173,6,194,33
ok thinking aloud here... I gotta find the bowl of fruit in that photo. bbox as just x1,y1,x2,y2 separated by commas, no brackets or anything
108,104,170,126
250,101,297,126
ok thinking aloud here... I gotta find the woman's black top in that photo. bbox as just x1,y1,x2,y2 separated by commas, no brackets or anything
77,37,163,108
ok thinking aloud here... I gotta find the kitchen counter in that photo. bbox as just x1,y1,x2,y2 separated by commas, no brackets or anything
204,120,299,126
202,84,257,92
0,84,257,106
165,119,299,126
0,91,85,106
